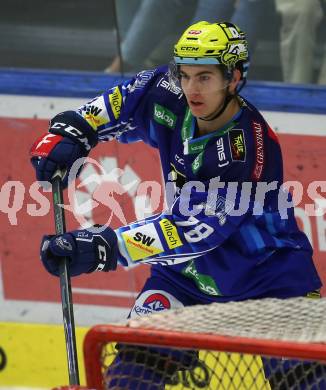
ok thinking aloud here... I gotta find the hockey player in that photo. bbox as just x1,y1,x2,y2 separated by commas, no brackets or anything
30,22,322,388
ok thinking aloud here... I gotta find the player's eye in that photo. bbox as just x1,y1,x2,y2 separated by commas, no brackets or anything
199,74,210,82
179,72,190,81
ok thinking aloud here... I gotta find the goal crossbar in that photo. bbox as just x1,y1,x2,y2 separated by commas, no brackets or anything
84,324,326,363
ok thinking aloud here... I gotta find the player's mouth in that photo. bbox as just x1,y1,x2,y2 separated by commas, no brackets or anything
189,100,205,111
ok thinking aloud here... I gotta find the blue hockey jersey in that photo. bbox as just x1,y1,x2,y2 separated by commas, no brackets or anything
76,66,321,302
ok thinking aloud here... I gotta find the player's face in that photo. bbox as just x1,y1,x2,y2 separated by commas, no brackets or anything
179,65,229,117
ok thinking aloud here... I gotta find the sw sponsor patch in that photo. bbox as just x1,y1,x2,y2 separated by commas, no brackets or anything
109,86,122,120
229,129,246,161
78,95,110,129
159,218,183,250
122,224,164,261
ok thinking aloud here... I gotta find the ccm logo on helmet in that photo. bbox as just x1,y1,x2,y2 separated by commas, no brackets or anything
180,46,199,51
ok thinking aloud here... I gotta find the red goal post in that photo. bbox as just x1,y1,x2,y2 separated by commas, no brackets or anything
83,297,326,389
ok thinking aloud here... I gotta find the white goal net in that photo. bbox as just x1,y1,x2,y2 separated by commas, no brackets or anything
83,296,326,389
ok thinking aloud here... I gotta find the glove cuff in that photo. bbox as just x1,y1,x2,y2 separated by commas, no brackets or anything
84,225,118,273
49,110,98,152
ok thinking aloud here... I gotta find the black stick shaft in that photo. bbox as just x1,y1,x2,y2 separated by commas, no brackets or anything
52,170,80,385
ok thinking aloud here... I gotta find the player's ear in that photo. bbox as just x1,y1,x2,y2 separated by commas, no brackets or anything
229,69,241,93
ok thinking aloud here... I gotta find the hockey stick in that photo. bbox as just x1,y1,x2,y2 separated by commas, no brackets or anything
52,169,80,385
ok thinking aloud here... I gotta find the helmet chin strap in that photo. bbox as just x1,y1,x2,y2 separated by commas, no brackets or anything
198,77,246,122
198,92,235,122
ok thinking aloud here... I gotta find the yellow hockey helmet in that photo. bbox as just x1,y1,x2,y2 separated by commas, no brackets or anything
174,21,249,79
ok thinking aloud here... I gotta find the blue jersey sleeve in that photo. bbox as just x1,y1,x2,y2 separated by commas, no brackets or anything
115,178,310,267
115,179,255,266
76,68,167,148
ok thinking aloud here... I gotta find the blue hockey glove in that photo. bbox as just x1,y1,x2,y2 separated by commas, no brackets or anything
30,111,98,188
30,134,88,188
40,225,118,277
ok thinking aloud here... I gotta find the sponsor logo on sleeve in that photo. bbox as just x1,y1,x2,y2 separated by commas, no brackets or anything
159,218,183,250
251,121,264,180
122,224,164,261
109,86,122,120
229,129,246,161
153,103,176,129
78,96,110,129
216,138,230,168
